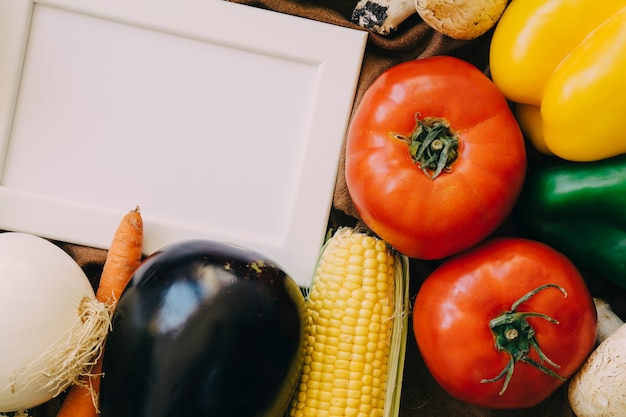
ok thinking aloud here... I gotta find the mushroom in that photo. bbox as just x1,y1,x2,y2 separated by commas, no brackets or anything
568,298,626,417
351,0,417,35
415,0,508,40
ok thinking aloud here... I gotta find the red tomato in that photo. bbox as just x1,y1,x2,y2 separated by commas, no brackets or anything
412,238,597,409
345,56,526,259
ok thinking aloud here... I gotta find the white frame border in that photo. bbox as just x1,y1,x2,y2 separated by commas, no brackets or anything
0,0,367,287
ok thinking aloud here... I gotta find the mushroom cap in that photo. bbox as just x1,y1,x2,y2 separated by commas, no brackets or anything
568,323,626,417
415,0,508,40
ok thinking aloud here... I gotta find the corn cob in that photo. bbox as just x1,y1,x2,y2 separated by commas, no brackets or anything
289,227,409,417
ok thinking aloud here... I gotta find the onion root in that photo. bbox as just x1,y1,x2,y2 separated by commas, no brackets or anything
6,296,113,407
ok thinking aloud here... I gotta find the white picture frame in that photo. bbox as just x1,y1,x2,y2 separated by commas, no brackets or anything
0,0,367,287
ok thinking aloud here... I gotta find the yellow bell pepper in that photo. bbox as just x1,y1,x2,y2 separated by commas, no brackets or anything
515,104,551,156
490,0,626,162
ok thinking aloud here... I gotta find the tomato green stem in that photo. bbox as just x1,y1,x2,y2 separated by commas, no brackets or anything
391,115,459,179
481,284,568,395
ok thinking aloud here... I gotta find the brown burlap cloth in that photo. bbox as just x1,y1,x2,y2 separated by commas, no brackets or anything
27,1,625,416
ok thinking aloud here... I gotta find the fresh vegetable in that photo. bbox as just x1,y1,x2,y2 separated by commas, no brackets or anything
516,154,626,289
0,233,110,412
57,207,144,417
591,298,623,345
351,0,417,35
412,238,597,409
490,0,626,106
345,56,526,260
568,299,626,417
415,0,508,40
94,206,144,305
514,103,551,156
57,361,103,417
99,239,306,417
490,0,626,161
289,228,409,417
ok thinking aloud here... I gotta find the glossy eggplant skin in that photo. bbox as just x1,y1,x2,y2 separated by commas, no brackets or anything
100,239,306,417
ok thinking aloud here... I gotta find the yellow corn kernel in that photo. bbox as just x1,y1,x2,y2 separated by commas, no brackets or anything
289,228,397,417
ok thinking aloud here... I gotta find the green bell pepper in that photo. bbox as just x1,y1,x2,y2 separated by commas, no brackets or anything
516,154,626,289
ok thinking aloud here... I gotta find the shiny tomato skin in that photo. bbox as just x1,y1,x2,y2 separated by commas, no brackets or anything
412,238,597,409
345,56,526,260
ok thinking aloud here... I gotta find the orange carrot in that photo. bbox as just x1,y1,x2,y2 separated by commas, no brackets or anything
55,360,102,417
95,206,144,306
56,207,144,417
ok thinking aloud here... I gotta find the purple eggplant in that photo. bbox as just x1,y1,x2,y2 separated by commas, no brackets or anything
99,239,306,417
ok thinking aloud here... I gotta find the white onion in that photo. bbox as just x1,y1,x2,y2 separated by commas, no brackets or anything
0,232,110,412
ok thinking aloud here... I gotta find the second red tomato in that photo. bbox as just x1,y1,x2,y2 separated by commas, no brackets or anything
345,56,526,259
412,238,597,409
